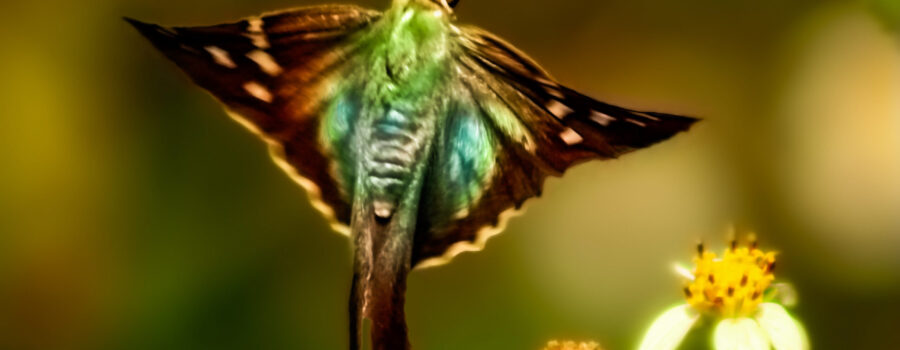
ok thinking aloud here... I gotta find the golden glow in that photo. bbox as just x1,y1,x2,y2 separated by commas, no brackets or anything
779,5,900,269
683,237,776,318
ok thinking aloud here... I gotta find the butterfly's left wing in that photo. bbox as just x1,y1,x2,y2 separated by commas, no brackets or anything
411,26,698,267
126,5,381,234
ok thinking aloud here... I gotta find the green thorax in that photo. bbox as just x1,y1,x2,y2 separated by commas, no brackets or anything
321,2,459,217
368,2,453,104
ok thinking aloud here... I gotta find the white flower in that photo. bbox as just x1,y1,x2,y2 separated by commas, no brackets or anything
637,237,809,350
637,304,698,350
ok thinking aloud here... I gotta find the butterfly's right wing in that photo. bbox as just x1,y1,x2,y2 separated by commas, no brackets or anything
457,26,699,171
127,5,381,234
411,26,697,267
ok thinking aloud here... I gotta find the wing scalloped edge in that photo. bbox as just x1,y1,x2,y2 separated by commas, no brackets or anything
414,200,528,269
225,109,352,236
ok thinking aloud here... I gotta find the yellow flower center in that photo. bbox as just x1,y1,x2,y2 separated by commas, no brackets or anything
682,239,776,318
542,340,602,350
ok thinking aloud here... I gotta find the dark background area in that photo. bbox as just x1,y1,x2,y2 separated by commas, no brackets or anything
0,0,898,349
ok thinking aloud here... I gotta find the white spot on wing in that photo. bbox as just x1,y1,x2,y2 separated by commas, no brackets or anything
546,100,573,119
634,111,661,121
243,81,273,103
559,128,583,145
204,46,237,68
545,86,565,99
247,17,264,33
246,50,283,76
244,18,269,49
626,118,647,127
590,111,615,126
245,33,270,49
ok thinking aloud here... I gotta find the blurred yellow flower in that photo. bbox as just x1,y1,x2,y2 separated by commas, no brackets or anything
638,235,809,350
542,340,602,350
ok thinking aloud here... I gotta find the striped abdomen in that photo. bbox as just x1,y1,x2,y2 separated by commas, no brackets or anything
365,107,432,219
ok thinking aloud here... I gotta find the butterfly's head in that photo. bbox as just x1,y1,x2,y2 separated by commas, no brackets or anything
432,0,460,13
397,0,459,14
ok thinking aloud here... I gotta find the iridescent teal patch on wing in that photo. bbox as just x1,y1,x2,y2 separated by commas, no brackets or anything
480,99,535,152
321,88,362,198
437,104,497,215
324,92,356,141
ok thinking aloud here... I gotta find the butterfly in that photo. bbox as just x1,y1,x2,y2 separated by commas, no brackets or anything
127,0,696,349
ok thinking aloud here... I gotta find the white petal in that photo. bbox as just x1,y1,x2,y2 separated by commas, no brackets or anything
638,304,699,350
770,283,798,307
674,263,695,280
756,303,810,350
714,318,770,350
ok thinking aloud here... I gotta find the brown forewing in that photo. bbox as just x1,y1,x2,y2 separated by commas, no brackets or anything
127,5,382,230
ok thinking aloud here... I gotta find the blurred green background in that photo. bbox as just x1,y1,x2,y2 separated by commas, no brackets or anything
0,0,898,349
